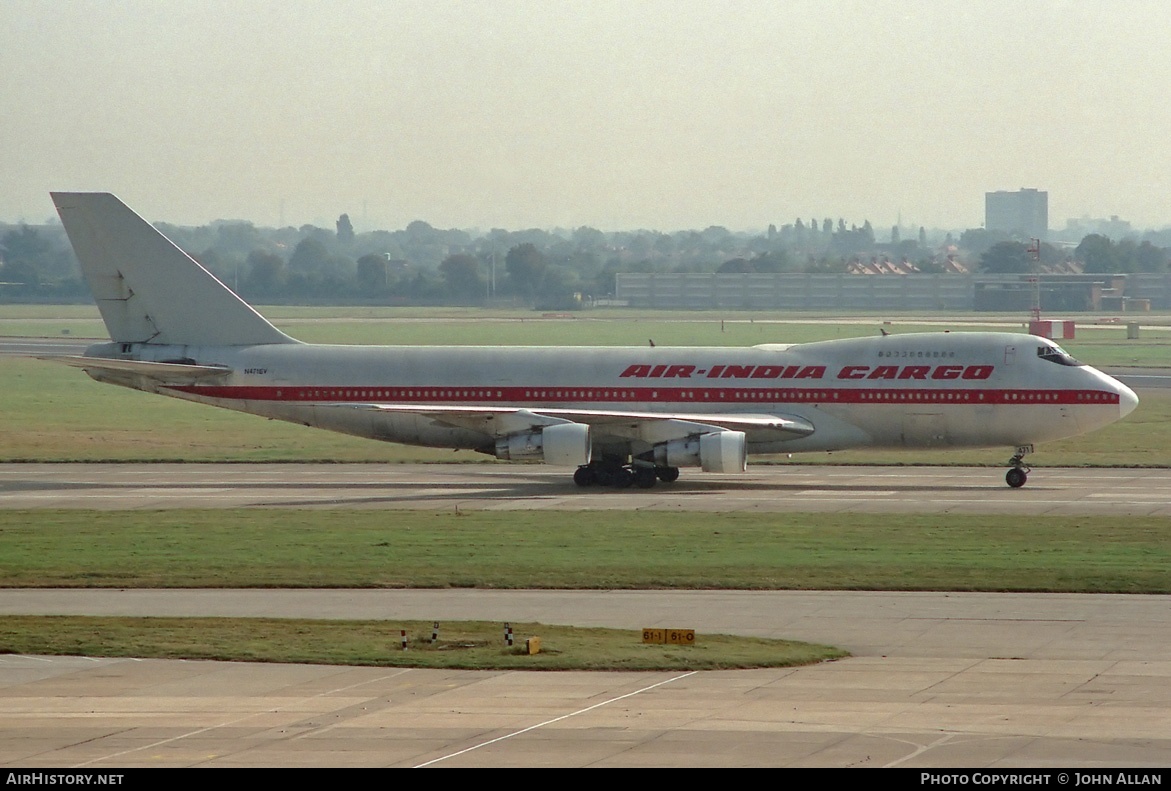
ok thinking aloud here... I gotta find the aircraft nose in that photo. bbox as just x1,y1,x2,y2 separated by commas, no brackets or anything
1116,380,1139,418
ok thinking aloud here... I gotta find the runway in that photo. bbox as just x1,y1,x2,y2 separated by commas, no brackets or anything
2,462,1170,515
2,463,1169,767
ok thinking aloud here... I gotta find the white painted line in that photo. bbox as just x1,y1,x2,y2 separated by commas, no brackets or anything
1087,493,1171,500
415,671,698,768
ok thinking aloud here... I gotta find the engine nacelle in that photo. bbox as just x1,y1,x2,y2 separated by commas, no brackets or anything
494,422,592,466
653,430,747,473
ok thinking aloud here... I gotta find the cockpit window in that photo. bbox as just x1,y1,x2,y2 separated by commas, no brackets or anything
1037,344,1084,367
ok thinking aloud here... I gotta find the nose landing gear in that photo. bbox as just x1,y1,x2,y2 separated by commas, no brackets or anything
1006,445,1033,488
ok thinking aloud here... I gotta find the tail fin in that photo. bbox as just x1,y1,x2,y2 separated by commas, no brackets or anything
51,192,296,347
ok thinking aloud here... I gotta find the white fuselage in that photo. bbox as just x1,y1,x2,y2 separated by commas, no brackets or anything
83,331,1136,459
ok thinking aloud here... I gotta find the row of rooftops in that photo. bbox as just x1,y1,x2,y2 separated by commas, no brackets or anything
846,257,1087,276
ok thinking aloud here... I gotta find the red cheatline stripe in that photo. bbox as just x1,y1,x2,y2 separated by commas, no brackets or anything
167,385,1121,406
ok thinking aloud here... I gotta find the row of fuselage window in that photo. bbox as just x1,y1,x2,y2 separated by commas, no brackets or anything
276,387,1112,404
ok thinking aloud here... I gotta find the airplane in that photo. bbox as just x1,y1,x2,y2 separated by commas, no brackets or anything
48,192,1138,489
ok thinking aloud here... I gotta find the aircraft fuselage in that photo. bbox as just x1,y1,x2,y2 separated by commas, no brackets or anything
51,192,1139,488
82,330,1132,457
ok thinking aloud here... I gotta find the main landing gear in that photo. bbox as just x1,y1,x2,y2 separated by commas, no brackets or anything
1005,445,1033,488
573,461,680,489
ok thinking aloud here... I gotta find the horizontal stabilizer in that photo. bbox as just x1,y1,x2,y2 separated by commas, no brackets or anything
45,355,233,382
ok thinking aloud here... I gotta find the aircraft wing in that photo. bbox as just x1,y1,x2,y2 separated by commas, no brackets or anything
339,403,815,443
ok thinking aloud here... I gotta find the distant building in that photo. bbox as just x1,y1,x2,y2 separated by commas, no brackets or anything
1055,215,1132,244
985,188,1048,239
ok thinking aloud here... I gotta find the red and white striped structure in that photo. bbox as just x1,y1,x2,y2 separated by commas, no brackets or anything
1028,320,1075,340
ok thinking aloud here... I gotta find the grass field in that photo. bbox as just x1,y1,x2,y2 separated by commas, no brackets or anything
0,616,845,670
6,303,1171,360
2,510,1167,593
1,502,1166,668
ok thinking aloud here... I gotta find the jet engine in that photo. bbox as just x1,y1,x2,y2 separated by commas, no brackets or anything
652,430,747,473
494,422,592,466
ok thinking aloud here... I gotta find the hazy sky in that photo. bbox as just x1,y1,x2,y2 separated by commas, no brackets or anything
3,0,1169,232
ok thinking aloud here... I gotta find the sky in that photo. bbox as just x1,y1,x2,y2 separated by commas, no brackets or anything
3,0,1170,233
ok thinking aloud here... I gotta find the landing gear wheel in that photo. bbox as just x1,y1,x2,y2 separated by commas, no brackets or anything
612,467,634,489
656,466,680,483
1005,445,1033,489
632,467,657,489
578,460,666,491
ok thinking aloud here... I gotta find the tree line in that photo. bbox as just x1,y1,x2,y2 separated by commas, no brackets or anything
3,213,1170,306
976,235,1169,274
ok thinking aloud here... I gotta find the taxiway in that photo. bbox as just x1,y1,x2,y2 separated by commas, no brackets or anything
1,589,1169,767
1,462,1170,515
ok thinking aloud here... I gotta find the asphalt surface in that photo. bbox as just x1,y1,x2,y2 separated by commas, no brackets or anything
2,589,1169,768
2,462,1171,515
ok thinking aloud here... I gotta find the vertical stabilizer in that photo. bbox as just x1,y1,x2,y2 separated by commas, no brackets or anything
51,192,297,346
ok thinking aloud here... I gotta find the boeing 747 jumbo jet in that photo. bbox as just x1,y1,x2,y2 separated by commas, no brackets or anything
49,192,1138,489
